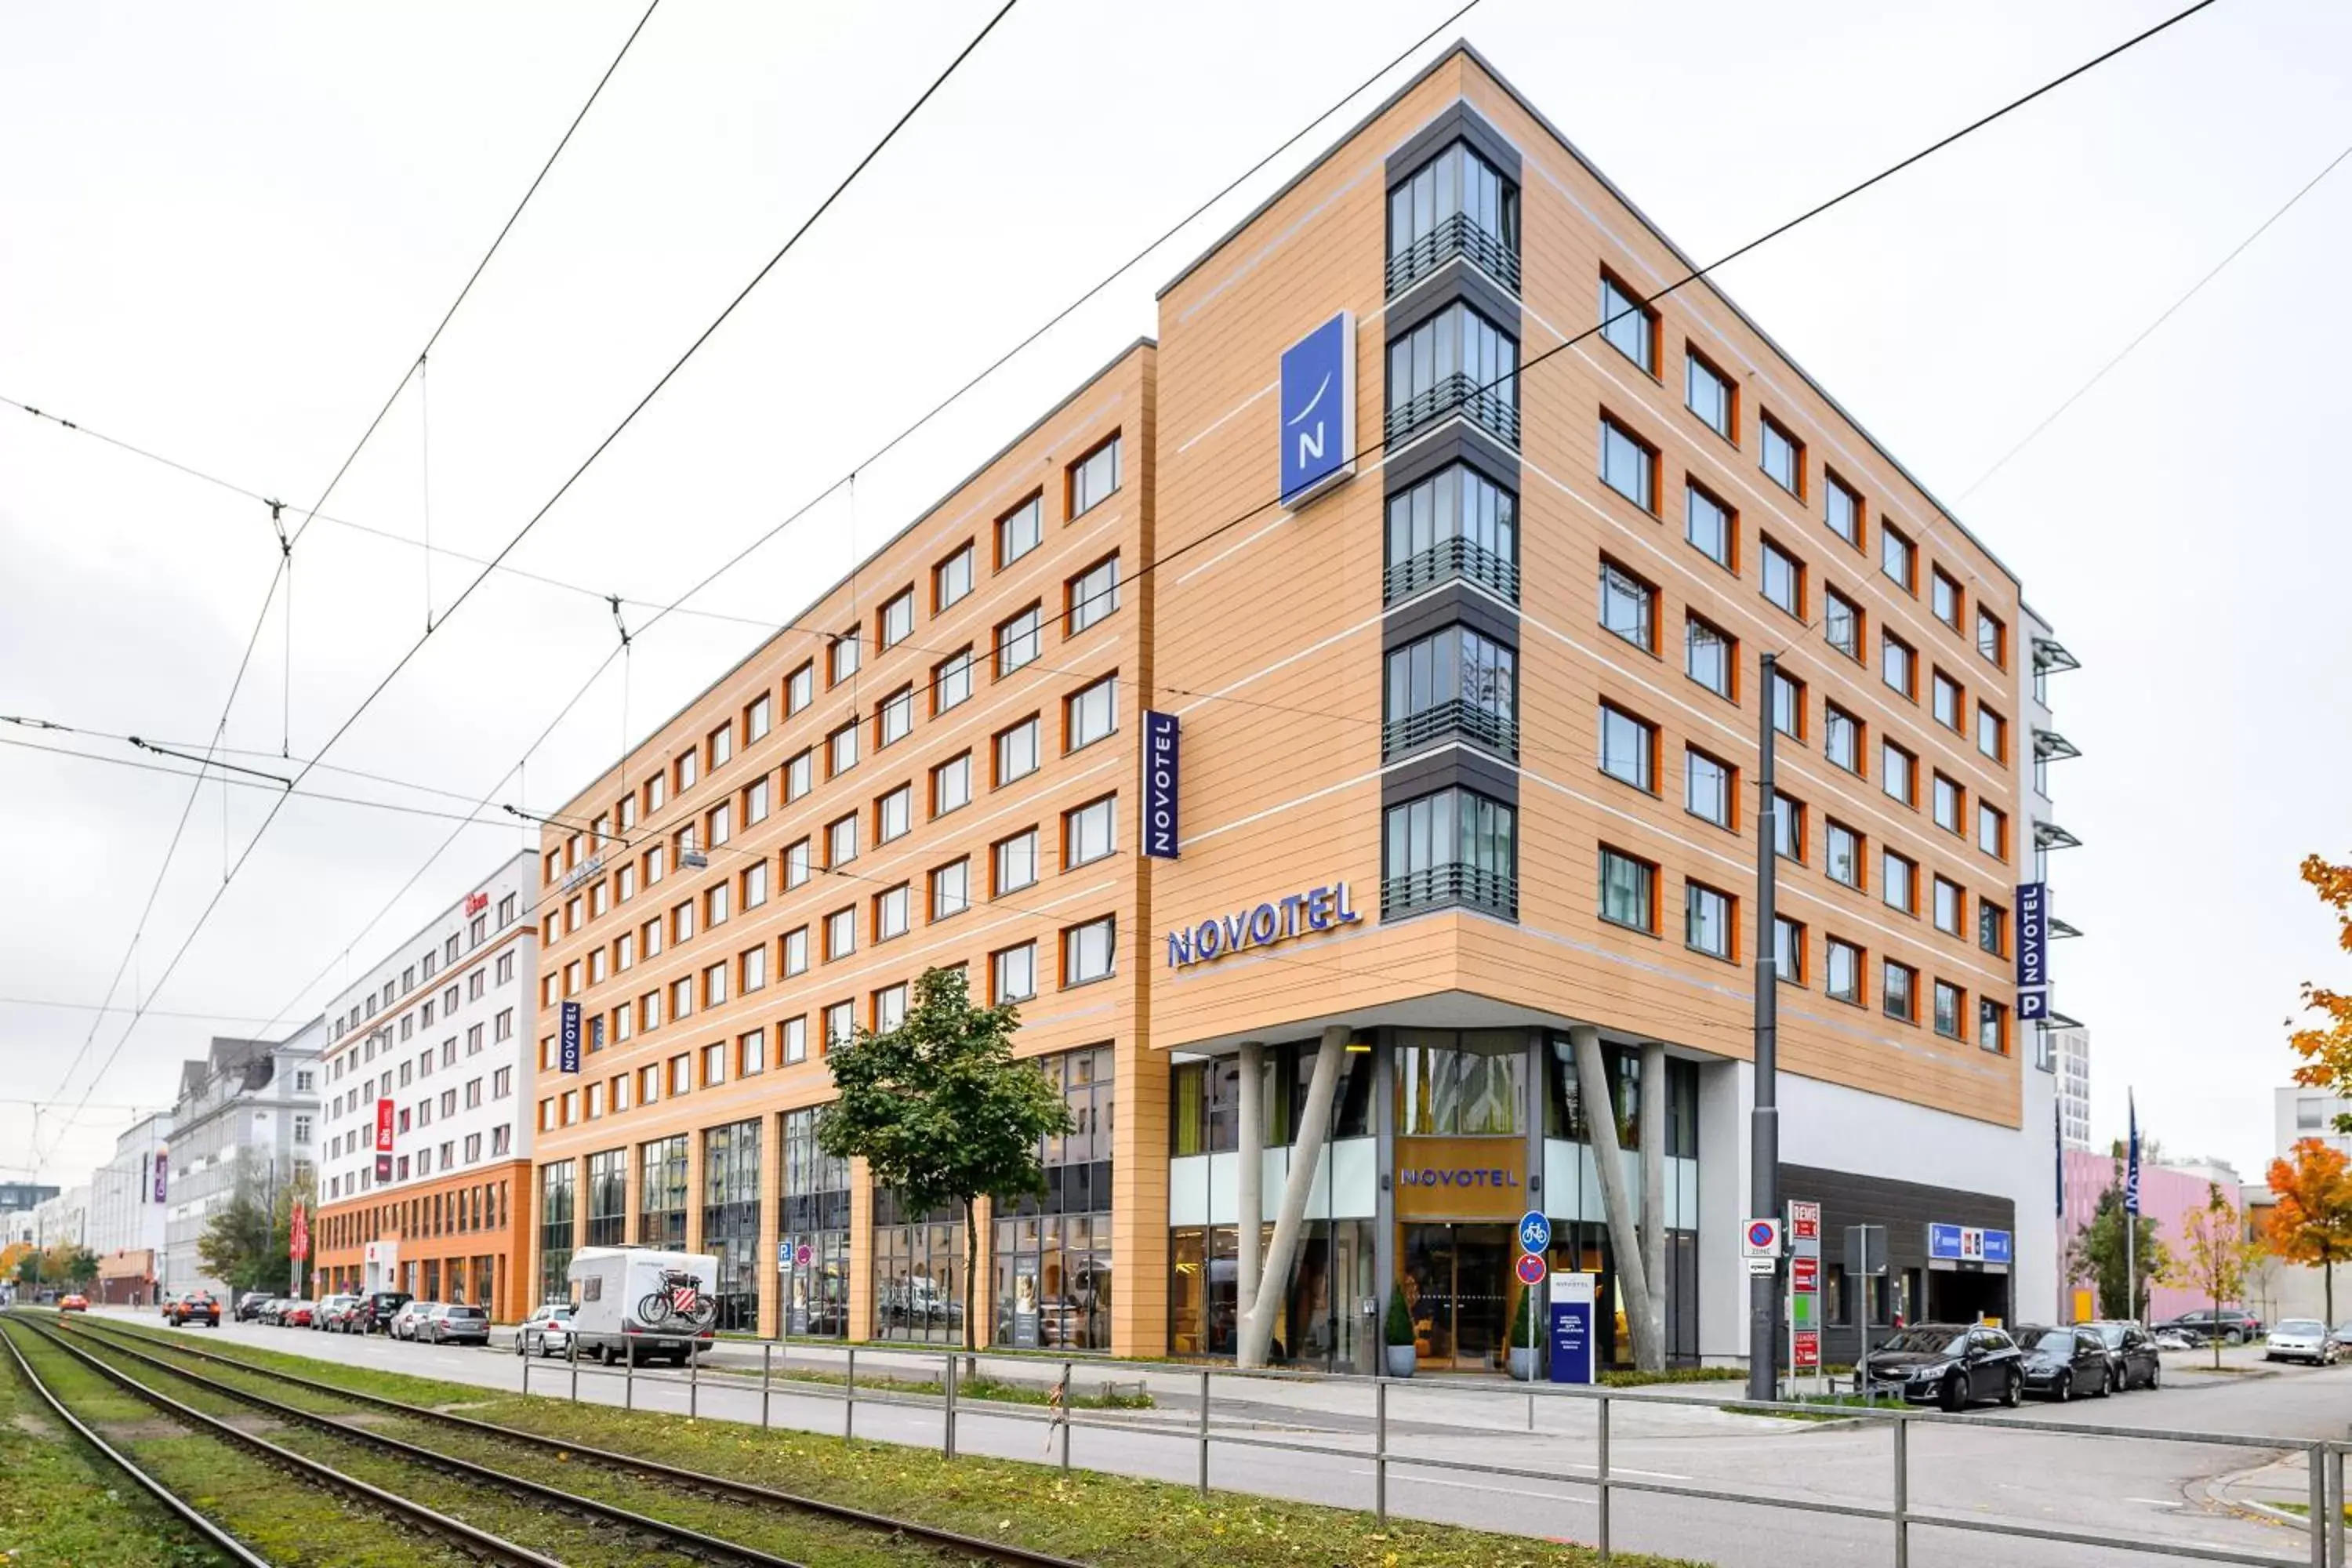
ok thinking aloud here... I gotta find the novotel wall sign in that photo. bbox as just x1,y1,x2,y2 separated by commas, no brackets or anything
1166,881,1363,968
1142,711,1179,858
1278,312,1356,506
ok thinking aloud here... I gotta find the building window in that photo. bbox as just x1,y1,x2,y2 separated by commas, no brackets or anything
1761,538,1804,618
1933,568,1963,629
1775,916,1806,985
1770,666,1805,740
1599,703,1657,792
1686,882,1733,959
1979,998,2009,1054
880,589,914,650
739,1029,766,1076
1760,413,1804,497
1682,483,1736,572
1386,462,1519,602
933,752,972,815
1685,747,1733,829
1063,917,1116,985
825,1002,855,1051
1882,850,1918,914
703,961,728,1008
1880,524,1915,593
997,493,1043,567
827,812,858,869
1933,981,1965,1040
930,858,969,920
1599,847,1657,933
825,906,855,961
784,838,811,890
935,543,975,612
993,942,1037,1004
1065,796,1116,868
1882,740,1916,806
1068,435,1121,517
1385,623,1517,759
1976,607,2007,669
782,1015,808,1065
931,648,975,715
875,985,909,1032
1686,614,1734,699
878,785,912,844
996,604,1043,677
1978,802,2008,861
703,1040,728,1087
829,631,859,687
1976,704,2007,764
1933,774,1964,834
1979,898,2008,957
1883,960,1917,1022
1068,555,1120,634
1883,632,1915,699
786,662,813,715
1599,559,1657,651
1826,938,1863,1004
1773,792,1806,863
1933,876,1965,936
743,777,770,827
829,721,858,777
994,829,1038,895
1824,702,1863,774
1384,787,1516,920
1387,138,1519,294
1598,416,1657,512
782,750,811,802
1386,301,1519,448
783,926,808,977
1932,670,1963,731
1599,272,1657,372
876,884,910,942
1065,677,1117,751
877,685,914,746
995,717,1040,786
1824,472,1861,546
1686,350,1735,438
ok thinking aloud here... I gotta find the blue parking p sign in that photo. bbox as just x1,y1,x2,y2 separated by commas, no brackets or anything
1278,312,1356,506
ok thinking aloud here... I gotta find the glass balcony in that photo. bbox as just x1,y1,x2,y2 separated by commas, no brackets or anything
1386,210,1522,297
1380,862,1518,921
1385,372,1519,451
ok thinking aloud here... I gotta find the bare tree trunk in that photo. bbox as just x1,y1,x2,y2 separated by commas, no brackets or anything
1571,1025,1656,1370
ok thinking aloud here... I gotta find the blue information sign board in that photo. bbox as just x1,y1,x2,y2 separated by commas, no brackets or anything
558,1000,582,1074
1549,1274,1596,1385
1277,313,1356,506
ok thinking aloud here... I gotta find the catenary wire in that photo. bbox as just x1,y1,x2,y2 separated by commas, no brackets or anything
0,734,520,829
184,1,2197,1071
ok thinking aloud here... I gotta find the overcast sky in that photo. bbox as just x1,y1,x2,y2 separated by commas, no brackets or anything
3,0,2344,1193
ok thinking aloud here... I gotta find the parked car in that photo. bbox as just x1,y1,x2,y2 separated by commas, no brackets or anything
56,1294,89,1314
2162,1309,2264,1345
388,1301,437,1341
234,1291,274,1323
279,1300,316,1328
1861,1323,2024,1411
2015,1324,2111,1401
314,1294,359,1330
2264,1319,2339,1365
158,1292,180,1319
514,1303,576,1357
420,1304,490,1346
354,1291,413,1335
2152,1327,2197,1351
2082,1320,2162,1390
167,1291,220,1327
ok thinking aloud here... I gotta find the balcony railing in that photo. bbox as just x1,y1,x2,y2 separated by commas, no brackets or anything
1385,372,1519,451
1385,536,1519,604
1382,699,1517,761
1386,212,1522,297
1381,863,1518,921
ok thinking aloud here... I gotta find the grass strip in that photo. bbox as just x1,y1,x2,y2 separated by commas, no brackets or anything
72,1317,1707,1566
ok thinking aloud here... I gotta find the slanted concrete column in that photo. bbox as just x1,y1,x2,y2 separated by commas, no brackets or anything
1572,1025,1658,1370
1639,1040,1668,1368
1236,1042,1265,1333
1240,1025,1348,1369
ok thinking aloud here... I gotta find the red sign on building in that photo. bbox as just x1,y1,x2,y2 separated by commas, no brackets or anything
1789,1200,1821,1243
374,1097,395,1181
289,1200,310,1262
464,891,489,916
1793,1330,1820,1370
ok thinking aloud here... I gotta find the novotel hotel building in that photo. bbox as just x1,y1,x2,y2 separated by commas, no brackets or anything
526,44,2063,1369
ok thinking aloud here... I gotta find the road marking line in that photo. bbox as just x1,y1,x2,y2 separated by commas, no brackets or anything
1344,1468,1595,1504
2125,1497,2183,1508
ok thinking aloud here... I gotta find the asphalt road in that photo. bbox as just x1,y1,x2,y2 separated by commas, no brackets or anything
89,1310,2338,1568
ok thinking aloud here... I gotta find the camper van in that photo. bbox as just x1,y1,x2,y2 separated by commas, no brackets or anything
564,1246,720,1366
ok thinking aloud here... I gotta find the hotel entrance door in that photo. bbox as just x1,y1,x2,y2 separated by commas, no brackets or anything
1400,1223,1512,1371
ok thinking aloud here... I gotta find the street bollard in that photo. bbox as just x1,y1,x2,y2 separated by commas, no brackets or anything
2310,1443,2327,1568
1196,1367,1210,1497
943,1353,959,1460
761,1341,772,1429
690,1341,699,1420
1374,1380,1388,1526
2328,1446,2345,1568
625,1342,634,1411
1596,1392,1611,1563
1892,1413,1909,1568
1527,1389,1535,1432
521,1337,530,1397
1060,1360,1073,1474
568,1330,578,1403
844,1346,856,1443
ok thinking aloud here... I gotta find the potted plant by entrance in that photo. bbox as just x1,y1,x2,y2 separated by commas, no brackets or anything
1384,1285,1417,1378
1508,1287,1543,1381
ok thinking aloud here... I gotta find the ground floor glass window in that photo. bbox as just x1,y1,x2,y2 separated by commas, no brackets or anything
873,1189,965,1344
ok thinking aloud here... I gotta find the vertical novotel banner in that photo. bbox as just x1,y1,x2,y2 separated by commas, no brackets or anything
2014,882,2049,1020
1142,711,1180,858
559,1000,583,1074
152,1148,169,1203
373,1098,394,1182
1279,312,1356,506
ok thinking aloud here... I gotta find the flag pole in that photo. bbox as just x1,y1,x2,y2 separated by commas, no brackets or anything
2125,1090,2140,1326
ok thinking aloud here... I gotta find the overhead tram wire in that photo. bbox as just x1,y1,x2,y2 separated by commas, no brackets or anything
224,0,2212,1056
59,3,1023,1120
29,0,669,1163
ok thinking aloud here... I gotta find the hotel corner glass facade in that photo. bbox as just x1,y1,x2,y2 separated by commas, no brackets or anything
526,45,2063,1366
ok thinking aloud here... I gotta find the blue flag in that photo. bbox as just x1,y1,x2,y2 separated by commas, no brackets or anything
2125,1091,2142,1216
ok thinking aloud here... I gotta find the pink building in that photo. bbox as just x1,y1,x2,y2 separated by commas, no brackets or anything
2058,1150,2244,1323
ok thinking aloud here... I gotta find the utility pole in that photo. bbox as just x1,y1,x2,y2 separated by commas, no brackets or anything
1748,652,1782,1403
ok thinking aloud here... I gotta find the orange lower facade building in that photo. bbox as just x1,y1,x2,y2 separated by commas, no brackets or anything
524,45,2072,1368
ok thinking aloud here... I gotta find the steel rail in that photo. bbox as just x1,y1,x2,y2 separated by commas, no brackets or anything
71,1316,1087,1568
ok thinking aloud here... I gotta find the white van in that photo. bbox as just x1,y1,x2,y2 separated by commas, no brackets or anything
564,1246,720,1366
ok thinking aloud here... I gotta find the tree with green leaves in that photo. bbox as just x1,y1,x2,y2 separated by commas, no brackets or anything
195,1160,312,1295
2067,1160,2172,1320
816,966,1073,1358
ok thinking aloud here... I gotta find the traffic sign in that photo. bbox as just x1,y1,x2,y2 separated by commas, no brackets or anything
795,1243,812,1268
1741,1218,1783,1257
1744,1256,1776,1276
1515,1253,1548,1287
1517,1210,1552,1254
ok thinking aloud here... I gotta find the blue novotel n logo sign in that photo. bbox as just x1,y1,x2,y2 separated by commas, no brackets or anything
1142,711,1179,858
1279,312,1356,506
1166,881,1363,968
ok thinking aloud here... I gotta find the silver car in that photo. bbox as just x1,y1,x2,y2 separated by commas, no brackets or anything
514,1303,576,1357
389,1300,437,1341
2264,1319,2338,1365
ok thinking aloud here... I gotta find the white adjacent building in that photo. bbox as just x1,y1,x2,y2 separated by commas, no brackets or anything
2276,1085,2352,1163
2053,1026,2091,1152
89,1110,172,1304
160,1022,325,1298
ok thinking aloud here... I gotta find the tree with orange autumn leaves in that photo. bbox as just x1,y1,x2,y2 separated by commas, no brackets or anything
2266,1138,2352,1325
2288,853,2352,1132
